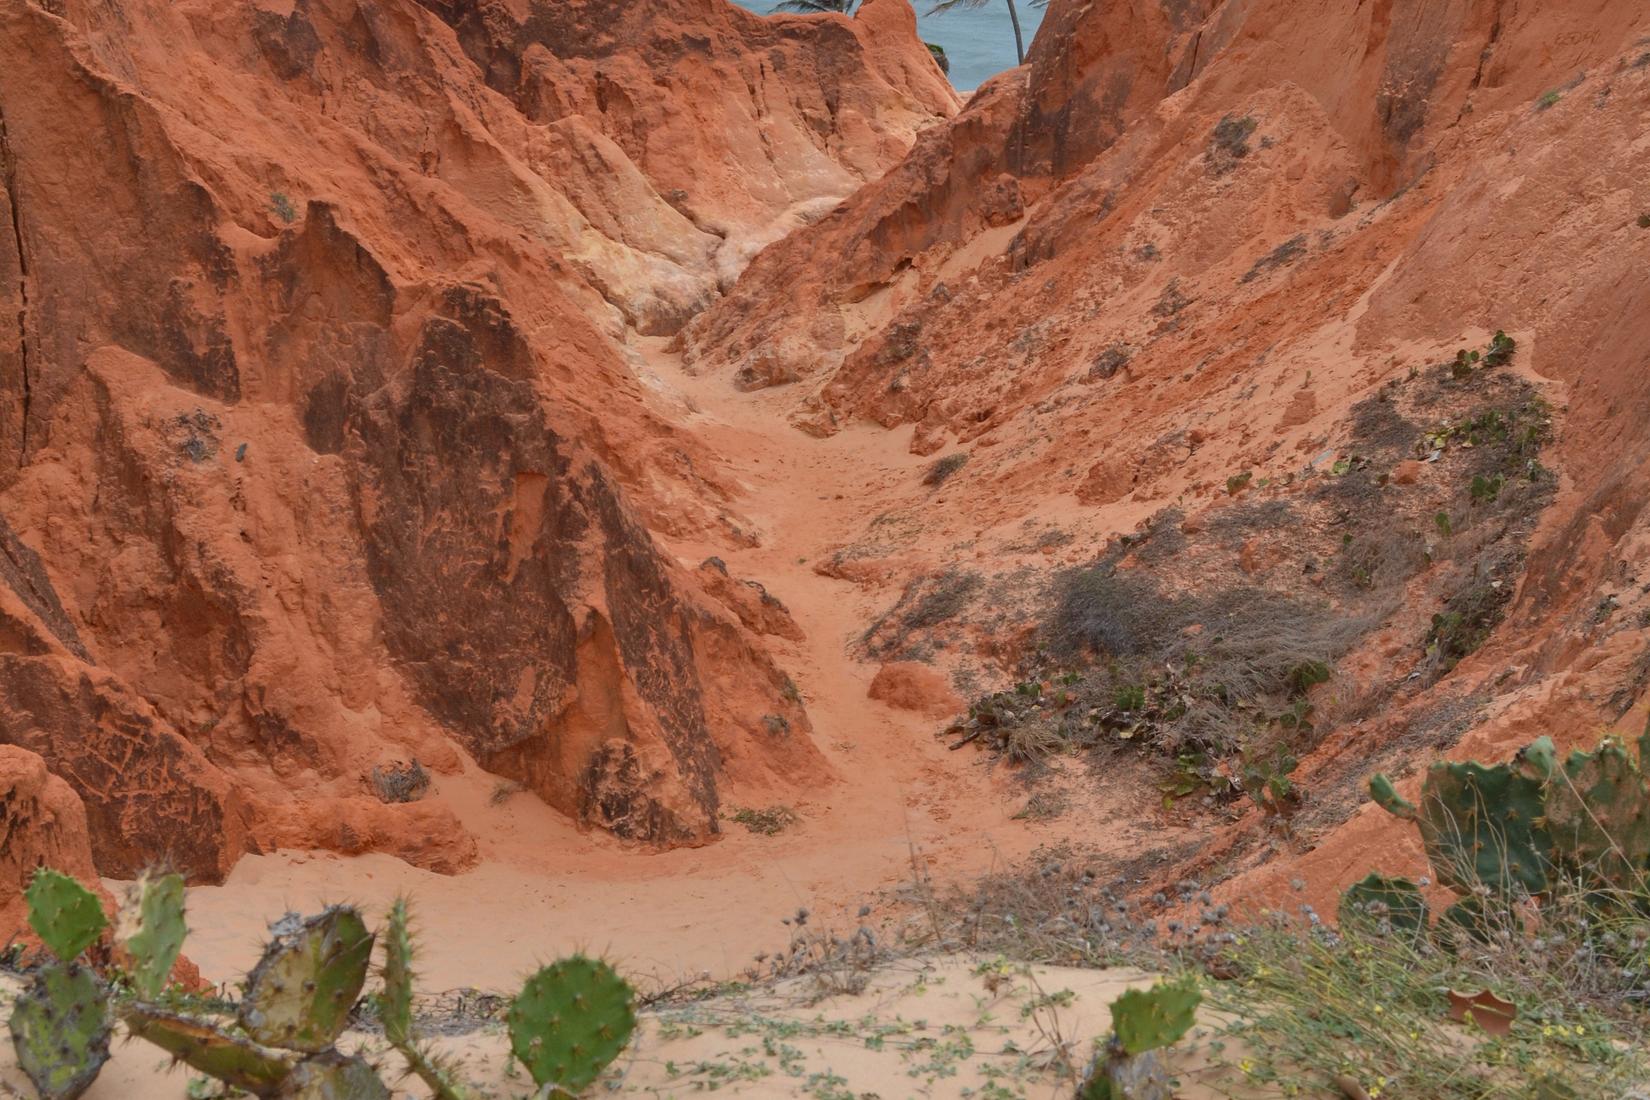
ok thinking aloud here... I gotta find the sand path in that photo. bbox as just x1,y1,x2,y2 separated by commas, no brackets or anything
166,337,1124,996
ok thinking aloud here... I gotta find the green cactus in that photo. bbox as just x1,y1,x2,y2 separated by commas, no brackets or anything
1338,873,1430,939
26,868,107,962
122,870,188,998
379,898,415,1048
278,1051,391,1100
1368,773,1416,820
1413,758,1552,896
240,907,374,1052
378,898,472,1100
7,961,111,1100
1107,976,1202,1057
1544,737,1650,885
507,955,637,1093
123,1005,299,1095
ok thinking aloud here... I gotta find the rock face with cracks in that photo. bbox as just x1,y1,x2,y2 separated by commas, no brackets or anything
0,0,953,899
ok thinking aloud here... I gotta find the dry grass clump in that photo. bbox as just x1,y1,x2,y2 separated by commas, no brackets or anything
1040,568,1369,763
922,452,969,487
1211,886,1650,1100
730,805,799,836
861,567,984,658
743,905,886,999
370,759,430,803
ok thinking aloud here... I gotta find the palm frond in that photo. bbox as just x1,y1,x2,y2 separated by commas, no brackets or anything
774,0,856,13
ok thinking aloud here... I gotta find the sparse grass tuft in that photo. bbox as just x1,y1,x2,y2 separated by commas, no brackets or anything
1212,893,1650,1100
269,191,298,223
1208,114,1259,174
922,452,969,487
730,806,799,836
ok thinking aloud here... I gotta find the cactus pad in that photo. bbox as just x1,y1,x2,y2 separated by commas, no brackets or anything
277,1051,390,1100
379,898,414,1048
123,1005,298,1095
1544,738,1650,885
507,955,636,1092
121,871,188,998
1415,759,1551,896
1368,774,1416,821
1107,977,1202,1057
376,900,472,1100
1338,873,1430,938
240,907,375,1052
7,961,111,1100
25,868,107,962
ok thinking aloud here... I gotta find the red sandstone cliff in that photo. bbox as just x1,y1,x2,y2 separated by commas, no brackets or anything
0,0,954,884
686,0,1650,899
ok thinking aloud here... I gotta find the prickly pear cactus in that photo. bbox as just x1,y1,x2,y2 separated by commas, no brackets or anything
26,868,107,962
123,1005,298,1094
377,899,473,1100
379,898,415,1048
507,955,637,1093
277,1051,390,1100
121,870,188,998
1108,977,1201,1057
1367,774,1415,820
8,961,111,1100
240,907,374,1052
1544,737,1650,886
1338,873,1430,938
1414,758,1552,896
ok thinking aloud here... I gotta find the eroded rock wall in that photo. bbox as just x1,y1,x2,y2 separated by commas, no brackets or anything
687,0,1650,899
0,0,950,884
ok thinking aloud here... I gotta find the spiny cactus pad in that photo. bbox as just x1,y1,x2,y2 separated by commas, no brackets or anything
1108,977,1202,1057
379,898,415,1048
1338,873,1430,938
507,955,636,1092
240,907,375,1052
1545,737,1650,885
26,868,107,962
1368,774,1415,821
377,900,474,1100
122,871,188,998
277,1051,390,1100
123,1005,298,1094
7,961,111,1100
1415,758,1551,895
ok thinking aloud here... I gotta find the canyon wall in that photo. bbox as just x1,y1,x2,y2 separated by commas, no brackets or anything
0,0,954,884
688,0,1650,896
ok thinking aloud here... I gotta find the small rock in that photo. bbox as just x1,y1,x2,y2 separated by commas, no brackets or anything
1390,459,1423,485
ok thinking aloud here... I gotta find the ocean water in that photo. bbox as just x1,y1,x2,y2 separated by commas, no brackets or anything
731,0,1045,93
